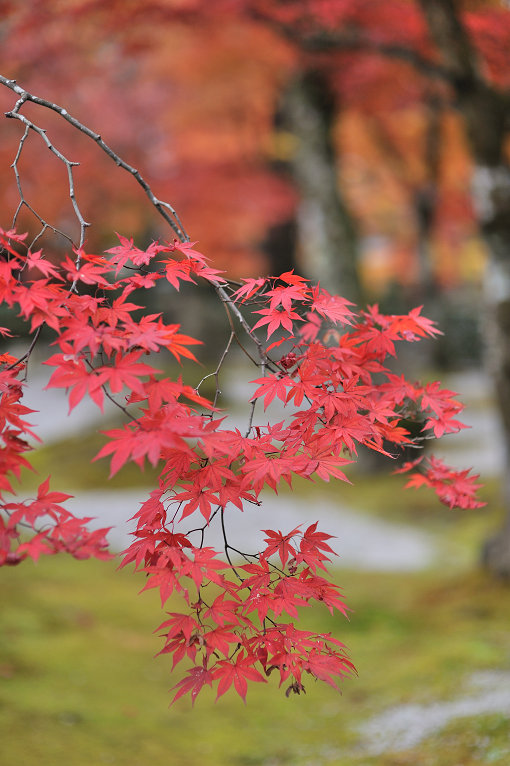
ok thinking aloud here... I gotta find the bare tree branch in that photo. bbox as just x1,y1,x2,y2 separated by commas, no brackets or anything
0,75,188,242
7,109,91,248
0,75,276,365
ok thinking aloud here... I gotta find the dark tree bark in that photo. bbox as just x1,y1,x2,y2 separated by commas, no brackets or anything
418,0,510,575
280,68,362,302
414,92,442,301
262,218,298,277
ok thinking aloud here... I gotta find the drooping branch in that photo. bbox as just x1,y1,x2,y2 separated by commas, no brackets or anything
0,75,276,368
0,76,188,243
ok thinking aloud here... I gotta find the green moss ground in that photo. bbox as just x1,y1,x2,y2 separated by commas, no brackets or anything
24,425,160,491
3,465,510,766
5,371,510,765
2,553,510,766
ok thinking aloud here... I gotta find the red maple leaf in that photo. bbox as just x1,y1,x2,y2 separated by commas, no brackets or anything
213,652,267,702
171,663,214,706
45,354,105,412
261,526,301,567
252,306,303,339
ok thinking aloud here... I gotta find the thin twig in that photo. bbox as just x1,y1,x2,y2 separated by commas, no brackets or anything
6,109,90,248
6,326,42,376
220,508,243,582
196,331,235,407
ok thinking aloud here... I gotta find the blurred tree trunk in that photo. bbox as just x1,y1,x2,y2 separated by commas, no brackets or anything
281,68,362,302
262,218,298,276
419,0,510,575
367,90,442,307
414,92,442,303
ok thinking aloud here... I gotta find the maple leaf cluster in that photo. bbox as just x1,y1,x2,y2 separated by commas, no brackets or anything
0,226,484,703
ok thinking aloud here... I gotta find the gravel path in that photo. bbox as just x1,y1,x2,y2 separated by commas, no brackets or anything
20,359,438,569
21,364,498,570
360,670,510,754
22,362,118,443
22,363,504,476
64,488,436,570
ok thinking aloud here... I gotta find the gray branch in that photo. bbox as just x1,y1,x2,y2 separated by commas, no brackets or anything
0,75,188,242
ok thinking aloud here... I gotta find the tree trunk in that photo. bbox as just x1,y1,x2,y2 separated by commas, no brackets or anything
414,92,442,302
476,168,510,576
280,68,362,302
419,0,510,575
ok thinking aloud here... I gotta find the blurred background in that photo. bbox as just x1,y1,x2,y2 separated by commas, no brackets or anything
2,1,510,764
